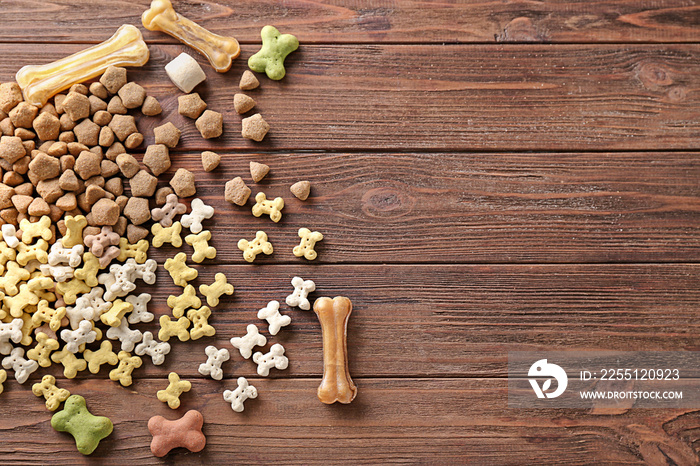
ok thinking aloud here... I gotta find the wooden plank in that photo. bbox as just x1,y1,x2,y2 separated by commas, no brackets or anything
1,377,697,464
3,43,700,152
1,1,699,44
20,263,698,380
129,151,700,264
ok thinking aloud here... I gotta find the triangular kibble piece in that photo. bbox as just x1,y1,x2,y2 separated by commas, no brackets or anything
290,180,310,200
249,162,270,182
239,70,259,90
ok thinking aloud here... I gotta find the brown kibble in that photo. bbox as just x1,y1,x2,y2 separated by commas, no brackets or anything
13,156,30,175
130,170,158,197
143,144,171,176
113,216,127,236
0,207,18,224
224,177,251,206
241,113,269,142
47,142,68,157
0,183,14,209
59,114,76,132
108,114,138,141
178,93,207,119
154,122,181,148
36,178,64,203
48,204,63,223
9,102,38,129
104,177,123,196
77,192,90,212
290,180,311,200
0,118,14,136
115,195,128,213
58,169,81,191
249,161,270,182
127,224,149,243
100,66,128,94
201,151,220,172
105,142,125,161
169,168,196,198
93,110,112,127
107,96,127,115
239,70,260,91
61,92,90,122
0,136,26,164
59,155,75,172
123,197,151,225
124,132,144,150
73,119,100,146
27,197,51,216
14,183,32,196
85,184,106,205
38,141,54,152
14,128,35,140
116,153,140,178
67,142,88,156
141,96,162,116
28,152,60,181
12,194,33,213
32,112,60,141
101,159,119,178
0,83,22,113
54,94,66,114
117,82,146,109
74,151,102,180
82,225,101,239
55,192,77,211
234,94,255,114
195,110,223,139
89,82,109,100
70,84,88,95
85,175,105,188
88,95,108,115
99,126,115,147
155,186,174,205
23,140,35,155
91,198,120,225
39,103,58,118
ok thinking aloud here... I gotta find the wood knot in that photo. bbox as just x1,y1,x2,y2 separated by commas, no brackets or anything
637,62,674,89
361,185,414,219
496,17,548,42
667,86,687,102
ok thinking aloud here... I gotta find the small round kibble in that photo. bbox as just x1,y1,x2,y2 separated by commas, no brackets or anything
118,82,147,109
141,96,162,116
124,132,144,150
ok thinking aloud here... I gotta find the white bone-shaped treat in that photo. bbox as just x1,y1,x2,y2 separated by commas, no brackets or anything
40,263,74,282
126,293,154,324
198,345,230,381
80,287,112,319
106,317,143,352
60,320,97,353
1,224,19,249
125,258,157,285
230,324,266,359
48,239,84,268
257,301,291,336
2,347,38,384
65,299,96,330
180,198,214,234
98,263,137,301
252,343,288,377
223,377,258,412
285,276,316,311
0,319,23,355
163,52,206,93
134,331,170,365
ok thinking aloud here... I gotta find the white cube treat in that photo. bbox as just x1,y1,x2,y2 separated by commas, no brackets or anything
165,53,206,93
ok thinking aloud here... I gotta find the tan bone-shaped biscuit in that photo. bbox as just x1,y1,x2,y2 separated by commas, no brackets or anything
293,228,323,260
15,25,149,106
313,296,357,404
251,192,284,223
142,0,240,73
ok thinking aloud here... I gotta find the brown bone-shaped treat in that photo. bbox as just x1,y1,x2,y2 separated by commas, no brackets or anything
148,409,206,457
142,0,240,73
313,296,357,404
84,226,120,257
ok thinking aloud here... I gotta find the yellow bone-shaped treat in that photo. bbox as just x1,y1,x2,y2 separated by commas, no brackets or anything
19,216,53,244
15,24,149,106
142,0,240,73
293,228,324,261
117,238,149,263
32,374,70,411
27,332,60,368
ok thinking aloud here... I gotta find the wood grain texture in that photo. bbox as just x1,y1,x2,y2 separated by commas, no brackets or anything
1,378,699,465
0,0,699,44
2,43,700,152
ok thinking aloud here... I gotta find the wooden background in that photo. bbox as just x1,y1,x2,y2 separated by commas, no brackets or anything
1,1,699,464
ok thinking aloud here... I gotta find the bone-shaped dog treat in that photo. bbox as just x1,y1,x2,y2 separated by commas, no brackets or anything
16,24,149,106
313,296,357,404
286,276,316,311
257,300,290,336
148,410,206,457
198,345,229,381
142,0,240,73
223,377,257,413
230,324,266,359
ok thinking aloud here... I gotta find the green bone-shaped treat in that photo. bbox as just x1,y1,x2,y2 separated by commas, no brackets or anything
248,25,299,80
51,395,113,455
